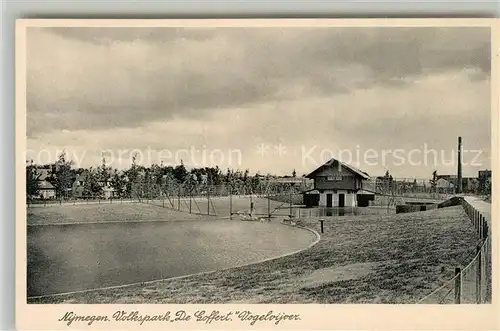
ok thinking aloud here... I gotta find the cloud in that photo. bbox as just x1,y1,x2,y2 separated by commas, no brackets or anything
26,26,490,138
27,68,490,178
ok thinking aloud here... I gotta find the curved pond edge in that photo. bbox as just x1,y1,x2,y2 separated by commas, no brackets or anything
27,220,321,300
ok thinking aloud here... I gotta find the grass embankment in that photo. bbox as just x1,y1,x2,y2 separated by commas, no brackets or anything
27,203,211,225
29,206,479,304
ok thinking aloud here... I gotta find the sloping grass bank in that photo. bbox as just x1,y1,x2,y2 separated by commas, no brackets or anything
29,206,479,304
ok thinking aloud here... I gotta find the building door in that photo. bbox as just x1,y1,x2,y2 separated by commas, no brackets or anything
326,193,333,207
338,193,345,207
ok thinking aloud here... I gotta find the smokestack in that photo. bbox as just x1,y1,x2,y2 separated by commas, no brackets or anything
457,137,463,194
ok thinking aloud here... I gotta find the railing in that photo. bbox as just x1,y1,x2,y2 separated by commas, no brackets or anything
417,199,491,304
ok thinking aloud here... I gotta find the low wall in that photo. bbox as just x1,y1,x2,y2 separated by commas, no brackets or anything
438,196,464,208
396,196,467,214
396,203,438,214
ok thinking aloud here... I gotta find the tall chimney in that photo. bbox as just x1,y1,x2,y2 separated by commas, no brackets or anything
457,137,463,194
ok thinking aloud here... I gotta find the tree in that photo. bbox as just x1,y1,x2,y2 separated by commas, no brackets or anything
98,157,111,186
184,173,197,194
412,179,418,192
292,169,297,178
110,169,126,198
124,153,140,197
82,167,102,198
173,160,188,183
48,151,74,199
430,170,438,191
225,168,232,184
26,161,40,200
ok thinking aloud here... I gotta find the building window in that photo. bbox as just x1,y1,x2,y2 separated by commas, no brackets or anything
327,176,342,181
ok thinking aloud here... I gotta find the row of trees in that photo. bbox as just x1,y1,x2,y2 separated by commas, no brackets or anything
26,152,303,200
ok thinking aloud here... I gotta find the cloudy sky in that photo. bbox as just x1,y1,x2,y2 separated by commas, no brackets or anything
26,26,491,178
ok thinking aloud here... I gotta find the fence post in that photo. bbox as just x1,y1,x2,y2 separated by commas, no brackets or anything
479,216,483,239
319,219,324,233
482,217,488,239
250,195,254,217
267,193,271,219
207,185,210,216
229,189,233,220
454,267,462,304
189,194,192,214
474,210,477,229
178,187,181,210
476,245,482,304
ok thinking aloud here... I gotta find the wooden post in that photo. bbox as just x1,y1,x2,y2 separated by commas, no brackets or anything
319,219,324,234
207,185,210,216
479,217,483,239
289,190,293,218
189,194,192,214
482,217,488,239
268,194,271,219
229,188,232,220
476,245,482,304
454,267,462,304
178,187,181,210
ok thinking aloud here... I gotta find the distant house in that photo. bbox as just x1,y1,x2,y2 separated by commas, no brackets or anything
436,175,478,193
478,170,492,194
34,167,56,199
436,178,454,189
478,170,492,179
304,158,373,207
72,169,116,199
38,179,56,199
72,170,88,198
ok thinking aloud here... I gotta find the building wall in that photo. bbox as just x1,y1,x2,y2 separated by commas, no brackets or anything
315,176,359,191
39,189,56,199
319,190,357,207
312,162,362,191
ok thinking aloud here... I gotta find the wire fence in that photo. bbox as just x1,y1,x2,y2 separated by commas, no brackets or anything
29,176,477,211
27,196,138,207
130,182,306,219
417,200,491,304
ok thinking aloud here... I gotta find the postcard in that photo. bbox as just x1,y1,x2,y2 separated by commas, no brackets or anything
16,18,499,330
